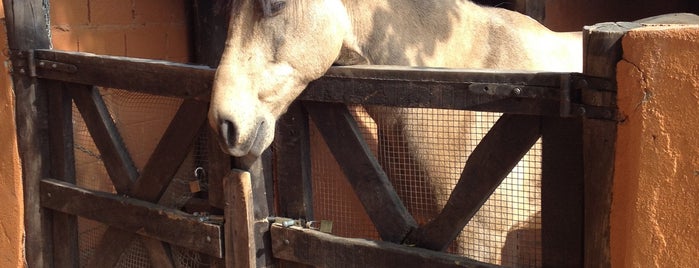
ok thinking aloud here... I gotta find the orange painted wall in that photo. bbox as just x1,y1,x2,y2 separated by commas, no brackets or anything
0,2,26,267
613,25,699,267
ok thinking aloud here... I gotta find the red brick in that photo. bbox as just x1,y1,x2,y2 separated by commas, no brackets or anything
125,25,168,59
133,0,187,24
77,28,126,56
51,0,89,26
165,24,190,62
89,0,133,25
51,27,80,51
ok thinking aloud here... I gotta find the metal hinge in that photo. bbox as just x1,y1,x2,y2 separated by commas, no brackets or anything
9,50,37,77
561,73,618,121
9,49,78,78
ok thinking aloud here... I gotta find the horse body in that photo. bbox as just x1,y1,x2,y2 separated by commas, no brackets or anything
209,0,582,264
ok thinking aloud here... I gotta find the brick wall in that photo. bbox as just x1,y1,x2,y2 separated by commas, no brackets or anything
51,0,190,62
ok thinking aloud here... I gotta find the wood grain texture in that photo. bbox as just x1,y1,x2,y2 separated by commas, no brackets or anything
581,22,636,268
224,170,257,268
271,225,498,268
40,179,223,257
275,102,314,220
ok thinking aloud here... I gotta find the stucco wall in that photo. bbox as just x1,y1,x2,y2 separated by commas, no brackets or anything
0,3,26,267
613,25,699,267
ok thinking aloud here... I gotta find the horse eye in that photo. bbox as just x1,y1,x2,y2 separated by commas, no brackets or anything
268,0,287,16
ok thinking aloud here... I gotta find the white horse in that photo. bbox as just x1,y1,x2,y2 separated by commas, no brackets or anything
208,0,582,264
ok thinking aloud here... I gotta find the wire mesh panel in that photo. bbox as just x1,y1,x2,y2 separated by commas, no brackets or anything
71,88,215,268
309,105,542,267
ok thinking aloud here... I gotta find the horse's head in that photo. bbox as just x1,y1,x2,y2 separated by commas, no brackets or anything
209,0,358,157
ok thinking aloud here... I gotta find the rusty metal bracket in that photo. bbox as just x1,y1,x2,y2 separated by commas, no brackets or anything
561,73,618,121
9,49,78,78
9,50,37,77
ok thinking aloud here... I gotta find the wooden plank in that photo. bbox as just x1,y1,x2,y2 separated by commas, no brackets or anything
3,1,53,267
131,99,209,202
68,85,138,193
271,225,498,268
87,99,209,266
35,49,214,100
142,238,176,268
47,81,79,268
302,67,563,115
233,150,277,267
581,22,637,268
224,170,257,268
275,102,313,219
207,127,230,208
541,117,584,267
406,114,541,250
40,179,224,257
305,102,418,243
32,49,577,116
191,0,233,210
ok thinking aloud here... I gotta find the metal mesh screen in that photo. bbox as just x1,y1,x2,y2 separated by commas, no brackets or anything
72,88,215,267
310,105,542,267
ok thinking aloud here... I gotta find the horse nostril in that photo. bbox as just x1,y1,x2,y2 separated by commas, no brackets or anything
220,120,237,147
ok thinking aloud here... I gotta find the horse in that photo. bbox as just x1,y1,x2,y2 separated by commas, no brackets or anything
207,0,582,264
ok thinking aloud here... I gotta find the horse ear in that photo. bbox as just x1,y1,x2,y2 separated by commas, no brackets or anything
336,43,369,65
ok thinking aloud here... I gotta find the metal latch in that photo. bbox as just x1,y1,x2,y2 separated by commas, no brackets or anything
269,217,333,233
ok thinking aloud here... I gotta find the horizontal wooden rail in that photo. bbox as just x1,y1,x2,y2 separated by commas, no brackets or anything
33,49,215,100
40,179,223,258
28,49,614,117
271,224,497,268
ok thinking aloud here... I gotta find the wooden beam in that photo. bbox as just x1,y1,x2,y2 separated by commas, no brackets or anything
224,170,257,268
87,99,209,266
233,150,277,267
131,99,209,202
35,49,214,100
581,22,637,268
3,1,53,266
68,85,138,193
40,179,223,258
302,67,564,115
46,81,79,268
191,0,233,210
541,117,584,267
31,49,585,117
271,225,497,268
275,102,314,219
406,114,541,250
305,102,418,243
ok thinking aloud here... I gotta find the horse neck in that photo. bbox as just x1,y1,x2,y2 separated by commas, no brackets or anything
339,0,491,66
338,0,581,71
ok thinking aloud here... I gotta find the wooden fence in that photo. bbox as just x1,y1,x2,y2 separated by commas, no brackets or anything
4,0,635,267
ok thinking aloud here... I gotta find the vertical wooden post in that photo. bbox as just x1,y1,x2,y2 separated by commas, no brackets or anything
541,117,584,267
581,22,639,268
47,81,79,268
3,0,52,267
192,0,232,209
275,102,313,220
224,170,257,268
234,151,276,267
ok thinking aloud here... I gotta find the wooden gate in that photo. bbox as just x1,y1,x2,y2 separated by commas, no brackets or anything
5,0,631,267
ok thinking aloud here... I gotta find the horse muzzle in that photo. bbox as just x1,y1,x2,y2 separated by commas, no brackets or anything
216,116,272,158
